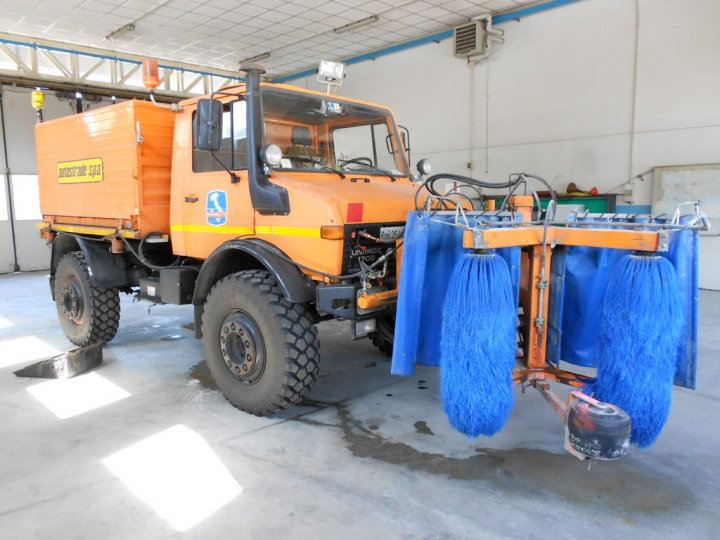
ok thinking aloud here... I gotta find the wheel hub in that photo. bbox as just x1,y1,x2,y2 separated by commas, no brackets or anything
219,311,265,384
60,282,84,324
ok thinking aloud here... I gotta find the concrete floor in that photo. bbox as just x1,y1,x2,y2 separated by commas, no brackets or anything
0,271,718,539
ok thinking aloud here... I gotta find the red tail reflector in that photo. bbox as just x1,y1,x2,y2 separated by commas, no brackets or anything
347,202,363,223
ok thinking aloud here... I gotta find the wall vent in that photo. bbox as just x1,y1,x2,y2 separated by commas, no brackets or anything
454,21,487,58
454,16,504,62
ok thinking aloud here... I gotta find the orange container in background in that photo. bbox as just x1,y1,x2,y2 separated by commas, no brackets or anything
35,100,175,238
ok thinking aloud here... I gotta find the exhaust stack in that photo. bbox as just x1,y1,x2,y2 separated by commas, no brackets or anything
241,63,289,215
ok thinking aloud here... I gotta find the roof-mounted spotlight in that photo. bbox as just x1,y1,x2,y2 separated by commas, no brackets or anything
317,60,346,94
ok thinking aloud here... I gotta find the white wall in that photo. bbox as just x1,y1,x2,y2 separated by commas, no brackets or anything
290,0,720,288
292,0,720,202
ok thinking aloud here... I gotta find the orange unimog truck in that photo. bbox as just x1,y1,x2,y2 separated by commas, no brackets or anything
36,64,424,415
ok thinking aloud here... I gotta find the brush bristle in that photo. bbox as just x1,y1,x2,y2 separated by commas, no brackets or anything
594,255,683,448
440,253,517,437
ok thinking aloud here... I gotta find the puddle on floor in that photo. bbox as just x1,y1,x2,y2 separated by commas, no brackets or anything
188,360,218,390
295,403,695,515
414,420,434,436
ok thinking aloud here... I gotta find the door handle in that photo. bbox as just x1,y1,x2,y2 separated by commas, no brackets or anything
184,196,199,203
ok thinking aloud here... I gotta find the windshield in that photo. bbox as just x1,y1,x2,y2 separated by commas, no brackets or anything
261,88,408,177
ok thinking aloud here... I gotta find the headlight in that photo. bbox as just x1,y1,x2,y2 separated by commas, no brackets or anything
260,144,283,167
416,158,431,176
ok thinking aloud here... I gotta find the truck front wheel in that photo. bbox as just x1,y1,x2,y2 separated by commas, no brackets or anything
202,270,320,416
54,251,121,346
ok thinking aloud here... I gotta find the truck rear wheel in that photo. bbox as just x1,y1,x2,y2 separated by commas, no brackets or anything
54,251,121,346
202,270,319,416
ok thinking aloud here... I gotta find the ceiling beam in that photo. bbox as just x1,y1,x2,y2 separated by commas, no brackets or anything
0,31,243,98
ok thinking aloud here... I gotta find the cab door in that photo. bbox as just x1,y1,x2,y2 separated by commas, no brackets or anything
181,100,255,260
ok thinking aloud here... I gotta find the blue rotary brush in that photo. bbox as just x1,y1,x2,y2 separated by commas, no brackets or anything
594,254,683,448
440,253,517,437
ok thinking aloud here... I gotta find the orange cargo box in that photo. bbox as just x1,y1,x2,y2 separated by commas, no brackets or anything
36,100,175,238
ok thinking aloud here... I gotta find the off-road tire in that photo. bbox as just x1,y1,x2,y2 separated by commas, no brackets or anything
54,251,121,346
371,333,393,356
202,270,320,416
370,314,395,357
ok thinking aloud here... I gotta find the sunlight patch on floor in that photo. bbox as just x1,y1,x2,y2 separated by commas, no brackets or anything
0,335,61,368
102,425,242,532
26,371,130,419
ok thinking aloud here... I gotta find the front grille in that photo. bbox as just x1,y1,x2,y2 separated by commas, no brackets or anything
341,222,404,276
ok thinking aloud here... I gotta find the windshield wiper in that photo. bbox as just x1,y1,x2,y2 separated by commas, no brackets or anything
342,164,397,182
288,156,346,179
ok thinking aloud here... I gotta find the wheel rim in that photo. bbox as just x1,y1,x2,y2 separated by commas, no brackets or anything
60,279,85,325
219,311,265,384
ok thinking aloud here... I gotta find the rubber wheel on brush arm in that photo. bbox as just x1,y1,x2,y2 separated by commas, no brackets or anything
202,270,320,416
54,251,121,346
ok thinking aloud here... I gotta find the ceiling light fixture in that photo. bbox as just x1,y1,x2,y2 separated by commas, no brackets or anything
334,15,379,34
104,23,136,42
239,52,271,65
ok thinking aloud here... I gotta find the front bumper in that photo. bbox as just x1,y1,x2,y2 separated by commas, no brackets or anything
316,284,397,320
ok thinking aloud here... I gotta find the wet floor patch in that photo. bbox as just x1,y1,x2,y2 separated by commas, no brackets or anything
413,421,434,436
295,403,695,515
188,360,218,390
413,420,435,435
298,397,334,408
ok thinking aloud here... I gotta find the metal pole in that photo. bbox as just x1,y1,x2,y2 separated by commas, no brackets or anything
0,86,20,272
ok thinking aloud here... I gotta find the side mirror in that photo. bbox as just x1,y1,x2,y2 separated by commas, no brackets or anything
195,99,222,151
386,127,410,154
399,125,411,164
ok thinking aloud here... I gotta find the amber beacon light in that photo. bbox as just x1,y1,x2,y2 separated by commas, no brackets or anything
142,59,161,91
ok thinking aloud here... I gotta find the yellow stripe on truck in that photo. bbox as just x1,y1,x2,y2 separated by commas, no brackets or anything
170,224,321,238
255,226,321,238
171,224,255,235
47,223,138,238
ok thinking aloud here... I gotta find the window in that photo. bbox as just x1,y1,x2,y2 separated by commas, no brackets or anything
10,175,41,220
332,123,399,174
192,100,248,173
261,88,408,176
0,176,8,221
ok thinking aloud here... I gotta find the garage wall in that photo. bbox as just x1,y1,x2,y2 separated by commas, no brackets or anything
289,0,720,289
292,0,720,205
0,86,112,273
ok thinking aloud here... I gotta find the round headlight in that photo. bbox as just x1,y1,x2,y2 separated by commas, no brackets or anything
260,144,283,167
416,158,431,176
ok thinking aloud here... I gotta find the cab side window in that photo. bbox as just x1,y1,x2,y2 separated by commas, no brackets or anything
193,100,248,172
